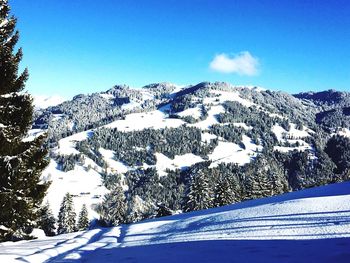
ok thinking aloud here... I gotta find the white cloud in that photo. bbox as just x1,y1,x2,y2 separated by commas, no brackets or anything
209,51,259,76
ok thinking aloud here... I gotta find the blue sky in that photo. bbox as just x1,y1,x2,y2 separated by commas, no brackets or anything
10,0,350,98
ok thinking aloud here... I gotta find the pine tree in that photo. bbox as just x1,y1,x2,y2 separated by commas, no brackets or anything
98,186,127,226
125,195,153,223
0,0,49,241
155,203,173,218
214,175,238,207
37,202,56,236
184,171,214,212
77,204,89,231
57,193,77,234
325,135,350,174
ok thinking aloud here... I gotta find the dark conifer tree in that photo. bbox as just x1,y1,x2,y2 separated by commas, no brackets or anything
243,155,288,199
37,202,56,236
0,0,49,241
57,193,77,234
98,186,127,226
325,135,350,174
77,204,89,230
155,203,173,218
214,175,238,207
184,171,214,212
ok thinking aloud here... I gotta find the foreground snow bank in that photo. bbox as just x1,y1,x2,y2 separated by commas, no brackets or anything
1,181,350,262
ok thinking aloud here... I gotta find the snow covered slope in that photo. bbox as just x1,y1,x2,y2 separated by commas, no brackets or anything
1,181,350,263
33,95,65,109
30,82,350,224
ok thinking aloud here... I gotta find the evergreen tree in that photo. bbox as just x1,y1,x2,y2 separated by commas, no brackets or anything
57,193,77,234
0,0,49,241
244,155,288,199
125,194,154,223
98,186,127,226
77,204,89,231
155,203,173,218
310,146,337,186
325,135,350,174
214,175,238,207
37,202,56,236
184,171,214,212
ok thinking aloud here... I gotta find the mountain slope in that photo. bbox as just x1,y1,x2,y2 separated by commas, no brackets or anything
28,82,350,222
33,95,66,109
294,89,350,129
1,181,350,262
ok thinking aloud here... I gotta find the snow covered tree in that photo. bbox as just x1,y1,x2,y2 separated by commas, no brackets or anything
184,171,214,212
37,202,56,236
77,204,89,231
244,155,288,199
98,186,127,226
0,0,49,241
214,175,238,207
57,193,77,234
126,195,153,223
155,203,173,218
325,135,350,174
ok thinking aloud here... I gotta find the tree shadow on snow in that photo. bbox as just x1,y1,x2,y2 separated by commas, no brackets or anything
61,237,350,263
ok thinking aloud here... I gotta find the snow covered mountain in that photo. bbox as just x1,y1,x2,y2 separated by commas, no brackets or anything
1,181,349,262
33,95,66,109
30,82,350,223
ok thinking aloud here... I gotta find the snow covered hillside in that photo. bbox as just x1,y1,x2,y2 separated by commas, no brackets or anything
1,181,350,262
28,82,350,224
33,95,66,109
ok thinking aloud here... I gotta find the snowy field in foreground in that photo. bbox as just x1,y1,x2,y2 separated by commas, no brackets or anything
1,181,350,263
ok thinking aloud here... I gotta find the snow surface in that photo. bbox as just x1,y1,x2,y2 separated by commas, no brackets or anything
105,109,185,131
272,123,312,141
272,123,314,153
121,100,141,111
189,90,255,131
56,130,93,155
177,106,202,119
99,93,114,100
187,89,255,130
33,95,65,109
201,132,217,143
36,130,108,220
274,140,313,153
99,148,129,174
23,129,45,142
168,84,187,97
231,122,252,130
337,128,350,138
190,105,224,130
205,90,255,107
154,153,204,176
139,90,155,101
1,181,350,262
42,159,107,220
209,135,262,167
